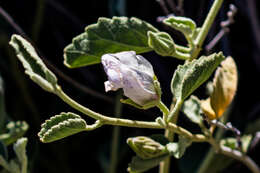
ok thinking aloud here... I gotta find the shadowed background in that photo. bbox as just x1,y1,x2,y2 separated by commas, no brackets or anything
0,0,260,172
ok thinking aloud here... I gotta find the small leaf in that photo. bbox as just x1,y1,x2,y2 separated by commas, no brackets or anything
220,135,252,153
166,136,192,159
13,137,28,172
210,57,238,119
171,52,224,103
147,31,176,57
182,95,203,126
163,16,196,37
127,155,169,173
38,112,87,143
241,135,253,153
9,35,57,93
0,121,29,146
64,17,159,68
220,138,237,150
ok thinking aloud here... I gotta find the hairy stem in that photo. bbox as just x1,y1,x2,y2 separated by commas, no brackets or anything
54,85,207,142
191,0,224,59
160,101,181,173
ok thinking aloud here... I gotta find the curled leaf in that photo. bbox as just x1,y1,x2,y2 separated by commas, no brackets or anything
38,112,87,143
210,57,238,119
163,16,196,37
9,35,57,93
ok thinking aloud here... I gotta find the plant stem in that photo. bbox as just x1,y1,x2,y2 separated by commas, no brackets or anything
54,85,207,142
160,102,181,173
191,0,224,59
219,146,260,173
167,100,183,123
157,101,169,121
109,91,123,173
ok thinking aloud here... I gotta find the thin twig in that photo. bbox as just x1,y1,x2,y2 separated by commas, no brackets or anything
156,0,170,15
0,6,113,103
208,119,242,150
176,0,184,15
205,4,237,52
166,0,177,13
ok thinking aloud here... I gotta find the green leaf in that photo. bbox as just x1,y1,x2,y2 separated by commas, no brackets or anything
38,112,87,143
163,16,196,37
241,135,252,153
182,95,203,126
147,31,176,57
9,34,57,93
220,138,237,150
0,121,29,146
64,17,159,68
13,137,28,173
171,52,224,103
127,155,169,173
166,136,192,159
220,135,252,153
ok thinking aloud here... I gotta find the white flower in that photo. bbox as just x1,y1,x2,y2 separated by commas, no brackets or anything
101,51,159,106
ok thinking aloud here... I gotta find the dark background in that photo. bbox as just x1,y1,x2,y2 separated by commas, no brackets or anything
0,0,260,172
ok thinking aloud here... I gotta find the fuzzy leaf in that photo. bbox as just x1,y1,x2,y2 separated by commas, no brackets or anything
38,112,87,143
210,57,238,119
0,121,29,146
64,17,159,68
220,135,252,153
163,16,196,37
182,95,203,126
166,136,192,159
171,52,224,103
147,31,176,57
13,137,28,172
127,155,169,173
9,35,57,93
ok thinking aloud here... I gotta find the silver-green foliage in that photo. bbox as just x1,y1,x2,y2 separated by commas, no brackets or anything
0,138,28,173
64,17,159,68
38,112,87,143
9,35,57,93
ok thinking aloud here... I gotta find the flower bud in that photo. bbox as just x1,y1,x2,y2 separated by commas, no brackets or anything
101,51,160,106
127,136,167,159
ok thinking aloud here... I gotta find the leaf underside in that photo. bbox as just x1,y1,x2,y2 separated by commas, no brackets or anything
9,35,57,92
